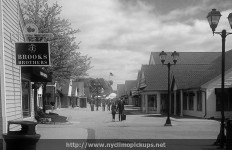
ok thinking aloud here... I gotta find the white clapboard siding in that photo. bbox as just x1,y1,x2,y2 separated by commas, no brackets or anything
1,0,23,132
1,0,36,134
0,0,3,135
0,79,2,135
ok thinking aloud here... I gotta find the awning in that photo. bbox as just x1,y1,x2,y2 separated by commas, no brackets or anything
21,67,52,82
131,87,139,96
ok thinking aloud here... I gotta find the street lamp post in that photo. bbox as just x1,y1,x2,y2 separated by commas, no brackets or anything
207,8,232,149
159,51,179,126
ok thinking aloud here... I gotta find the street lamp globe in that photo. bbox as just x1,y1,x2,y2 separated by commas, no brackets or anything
207,9,222,33
159,51,167,64
171,51,179,64
228,12,232,29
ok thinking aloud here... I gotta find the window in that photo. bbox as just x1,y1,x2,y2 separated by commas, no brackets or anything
22,80,31,118
197,91,202,111
183,92,187,110
216,90,232,111
188,93,194,110
148,95,157,111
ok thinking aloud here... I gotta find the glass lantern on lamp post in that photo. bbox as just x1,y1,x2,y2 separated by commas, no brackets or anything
207,8,232,149
159,51,179,126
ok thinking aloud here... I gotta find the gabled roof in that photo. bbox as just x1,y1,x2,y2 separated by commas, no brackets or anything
140,64,214,91
206,49,232,81
143,49,232,91
125,80,137,95
173,65,214,89
175,49,232,89
140,65,168,91
149,52,221,65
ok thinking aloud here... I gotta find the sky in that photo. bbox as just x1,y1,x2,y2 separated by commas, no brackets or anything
47,0,232,90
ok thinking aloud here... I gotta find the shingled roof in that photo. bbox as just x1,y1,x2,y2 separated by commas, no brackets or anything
173,65,215,89
174,50,232,88
140,64,214,90
141,49,232,91
125,80,137,95
207,49,232,81
140,65,168,91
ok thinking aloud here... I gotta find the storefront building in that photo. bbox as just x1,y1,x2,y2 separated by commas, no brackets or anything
125,80,137,105
0,0,52,139
138,51,232,119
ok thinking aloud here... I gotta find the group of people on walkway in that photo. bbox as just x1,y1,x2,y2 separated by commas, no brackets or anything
89,98,126,122
111,99,125,122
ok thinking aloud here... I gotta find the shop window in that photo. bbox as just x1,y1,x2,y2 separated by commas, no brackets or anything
188,93,194,110
148,95,157,111
197,91,202,111
183,92,187,110
216,92,232,111
22,80,31,118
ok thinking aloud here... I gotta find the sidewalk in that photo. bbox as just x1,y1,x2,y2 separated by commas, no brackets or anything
36,104,105,139
37,124,88,139
35,105,227,150
37,107,89,139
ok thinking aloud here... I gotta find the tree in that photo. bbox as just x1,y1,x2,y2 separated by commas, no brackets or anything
87,78,113,97
21,0,91,112
21,0,91,80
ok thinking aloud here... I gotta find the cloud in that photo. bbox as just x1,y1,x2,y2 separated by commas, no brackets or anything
48,0,232,90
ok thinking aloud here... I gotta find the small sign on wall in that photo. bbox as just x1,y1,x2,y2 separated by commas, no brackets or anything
15,42,51,66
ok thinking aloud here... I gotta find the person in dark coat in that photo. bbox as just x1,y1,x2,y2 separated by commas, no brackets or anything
116,99,124,121
107,101,111,111
111,102,116,121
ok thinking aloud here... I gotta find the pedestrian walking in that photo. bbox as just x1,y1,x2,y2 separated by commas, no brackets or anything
90,100,94,111
107,101,111,111
116,99,124,121
71,99,75,109
111,102,116,121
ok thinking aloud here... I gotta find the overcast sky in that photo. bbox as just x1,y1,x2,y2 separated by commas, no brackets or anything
48,0,232,90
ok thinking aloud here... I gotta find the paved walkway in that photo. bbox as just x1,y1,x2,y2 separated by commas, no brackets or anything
35,105,227,150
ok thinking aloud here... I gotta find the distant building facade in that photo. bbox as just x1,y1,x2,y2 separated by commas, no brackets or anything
137,51,232,119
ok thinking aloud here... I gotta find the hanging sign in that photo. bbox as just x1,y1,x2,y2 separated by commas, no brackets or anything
15,42,51,66
24,23,39,34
